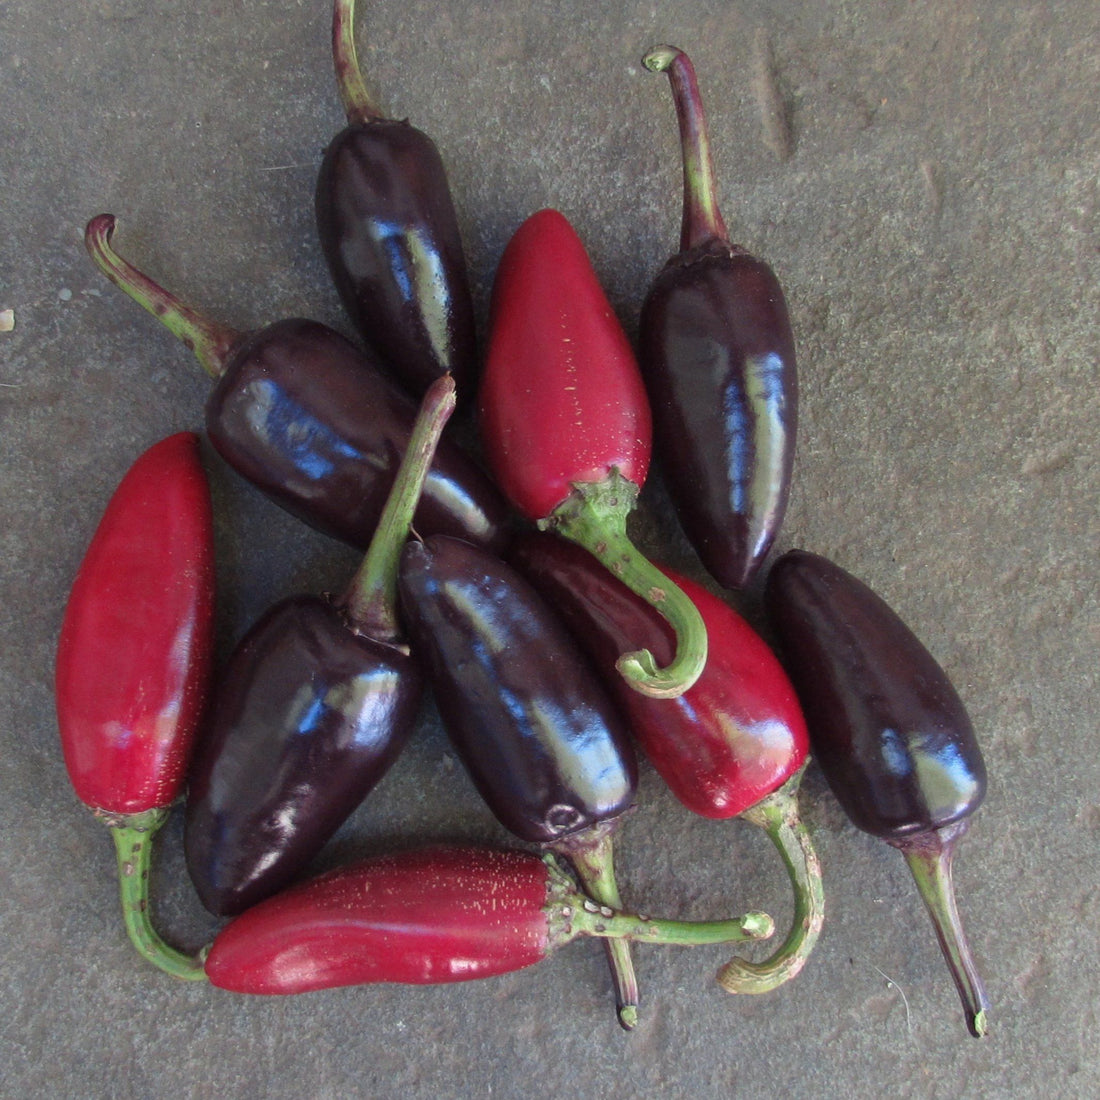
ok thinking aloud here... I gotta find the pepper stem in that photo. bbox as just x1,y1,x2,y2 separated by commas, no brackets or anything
544,469,708,698
642,45,730,252
105,808,207,981
894,820,990,1038
84,215,237,380
332,0,383,125
545,856,773,948
716,764,825,994
565,831,639,1031
338,374,457,641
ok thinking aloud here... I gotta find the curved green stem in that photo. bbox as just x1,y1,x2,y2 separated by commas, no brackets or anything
337,374,456,641
333,0,383,125
642,45,729,252
544,470,708,698
84,215,237,380
893,820,989,1038
105,808,207,981
564,830,639,1030
716,765,824,994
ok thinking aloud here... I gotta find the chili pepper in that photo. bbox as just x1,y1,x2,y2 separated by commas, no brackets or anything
478,207,707,699
315,0,476,397
55,432,214,980
185,376,455,916
84,215,509,554
398,534,645,1027
639,46,797,590
509,530,823,994
765,549,989,1037
204,845,774,995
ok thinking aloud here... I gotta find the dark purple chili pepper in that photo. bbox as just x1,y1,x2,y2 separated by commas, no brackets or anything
315,0,477,396
84,216,508,554
397,535,642,1029
640,46,797,589
184,377,455,916
766,549,989,1037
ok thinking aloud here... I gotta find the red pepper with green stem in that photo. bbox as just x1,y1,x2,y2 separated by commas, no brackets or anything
509,531,823,994
204,845,773,995
316,0,477,397
639,46,798,590
55,433,215,980
185,376,455,916
478,208,707,699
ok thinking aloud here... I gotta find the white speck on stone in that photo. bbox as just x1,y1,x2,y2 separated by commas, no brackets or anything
0,309,13,332
58,288,72,302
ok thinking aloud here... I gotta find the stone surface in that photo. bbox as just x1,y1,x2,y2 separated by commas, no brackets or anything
2,1,1097,1096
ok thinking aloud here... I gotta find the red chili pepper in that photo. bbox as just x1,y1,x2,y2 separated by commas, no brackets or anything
55,432,215,980
479,208,707,698
510,531,824,993
204,846,773,995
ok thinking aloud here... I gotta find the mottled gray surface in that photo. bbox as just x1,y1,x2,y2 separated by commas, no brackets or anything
2,1,1097,1097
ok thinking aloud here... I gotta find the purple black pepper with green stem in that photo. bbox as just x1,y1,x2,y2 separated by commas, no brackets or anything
766,549,990,1037
639,45,798,590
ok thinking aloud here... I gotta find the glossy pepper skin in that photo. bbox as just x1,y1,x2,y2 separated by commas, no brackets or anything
316,0,476,396
186,376,456,917
509,532,806,819
55,432,214,980
398,533,643,1027
183,596,422,915
510,531,823,993
203,845,775,996
205,318,507,553
84,216,509,555
398,536,637,845
641,46,797,590
766,549,989,1036
56,432,215,816
479,208,707,700
765,551,986,839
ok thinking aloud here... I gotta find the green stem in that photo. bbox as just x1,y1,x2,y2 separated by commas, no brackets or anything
337,374,457,640
564,830,639,1031
716,764,825,994
894,820,989,1038
83,215,237,380
544,470,708,698
105,809,207,981
545,856,773,948
332,0,383,125
642,45,730,252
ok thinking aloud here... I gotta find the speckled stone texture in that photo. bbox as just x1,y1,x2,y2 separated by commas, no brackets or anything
2,1,1097,1096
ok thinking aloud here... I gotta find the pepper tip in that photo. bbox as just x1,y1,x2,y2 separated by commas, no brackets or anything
642,45,681,73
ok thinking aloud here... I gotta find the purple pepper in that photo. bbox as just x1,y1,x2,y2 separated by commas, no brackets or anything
84,216,509,555
640,46,797,590
184,378,456,916
397,534,642,1030
315,0,477,397
766,549,989,1037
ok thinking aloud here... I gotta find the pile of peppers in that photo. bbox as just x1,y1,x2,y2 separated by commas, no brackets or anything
58,0,990,1041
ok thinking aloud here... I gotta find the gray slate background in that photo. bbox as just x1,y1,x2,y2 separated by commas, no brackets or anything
2,1,1097,1097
